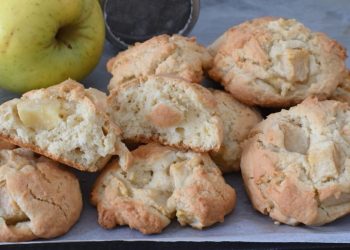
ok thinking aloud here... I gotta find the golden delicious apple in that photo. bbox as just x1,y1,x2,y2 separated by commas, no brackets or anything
0,0,105,92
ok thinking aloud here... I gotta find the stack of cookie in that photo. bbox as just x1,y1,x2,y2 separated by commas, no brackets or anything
0,15,349,241
207,17,350,226
103,16,350,228
0,80,131,241
95,34,266,234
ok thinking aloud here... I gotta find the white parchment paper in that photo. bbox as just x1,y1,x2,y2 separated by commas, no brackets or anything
39,172,350,243
5,172,350,245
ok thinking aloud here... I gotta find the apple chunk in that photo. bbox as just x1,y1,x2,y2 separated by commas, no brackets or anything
17,100,62,130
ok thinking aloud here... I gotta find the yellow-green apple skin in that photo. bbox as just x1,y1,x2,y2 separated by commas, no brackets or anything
0,0,105,92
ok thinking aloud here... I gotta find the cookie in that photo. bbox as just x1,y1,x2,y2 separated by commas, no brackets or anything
108,75,223,152
91,143,236,234
209,17,347,107
330,71,350,104
107,34,212,90
0,80,131,172
0,148,82,242
0,140,16,150
241,98,350,226
209,90,262,172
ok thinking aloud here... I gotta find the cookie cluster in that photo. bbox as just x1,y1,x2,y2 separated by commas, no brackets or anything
0,16,349,242
207,17,350,226
105,17,350,227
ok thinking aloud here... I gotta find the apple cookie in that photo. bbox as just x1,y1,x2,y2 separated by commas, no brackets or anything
107,34,212,90
0,148,82,242
209,89,262,172
209,17,347,107
0,80,131,172
108,75,223,152
330,71,350,104
241,98,350,226
91,143,236,234
0,140,16,150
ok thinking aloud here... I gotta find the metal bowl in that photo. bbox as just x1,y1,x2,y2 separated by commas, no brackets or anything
101,0,200,50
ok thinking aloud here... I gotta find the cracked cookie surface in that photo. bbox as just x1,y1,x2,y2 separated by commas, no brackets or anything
209,17,347,107
0,147,82,242
107,34,212,90
331,71,350,104
241,98,350,225
209,89,262,172
0,80,131,172
91,143,236,234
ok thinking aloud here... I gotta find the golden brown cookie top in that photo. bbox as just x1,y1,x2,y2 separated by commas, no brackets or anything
0,148,82,242
91,143,236,234
209,17,347,107
107,34,212,90
241,98,350,226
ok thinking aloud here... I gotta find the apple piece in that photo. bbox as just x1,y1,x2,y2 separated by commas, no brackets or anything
0,0,105,92
17,99,62,130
